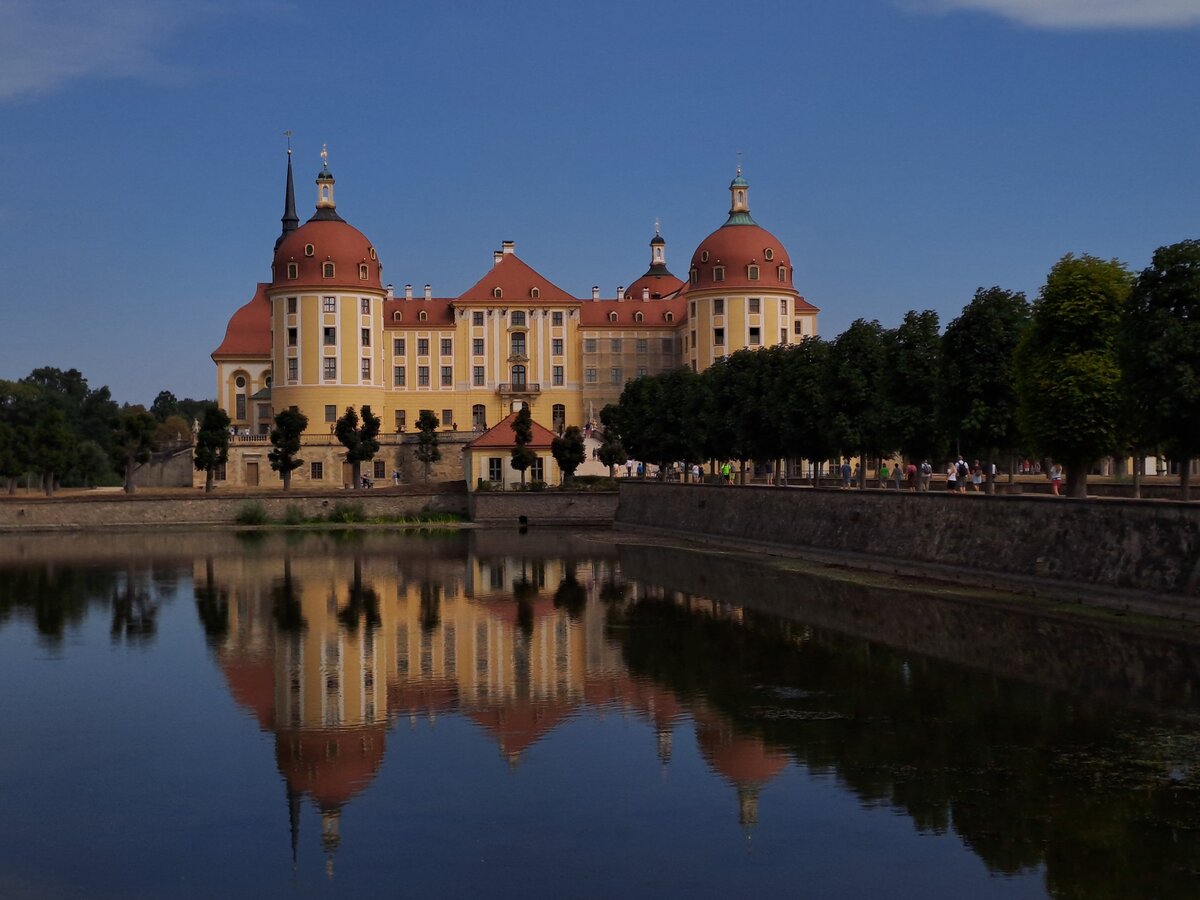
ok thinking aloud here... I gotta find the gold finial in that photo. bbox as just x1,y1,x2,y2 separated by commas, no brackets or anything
283,129,292,154
321,143,329,170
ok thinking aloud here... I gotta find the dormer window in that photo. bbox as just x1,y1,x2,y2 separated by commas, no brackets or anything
689,268,698,285
530,287,540,299
764,248,774,261
700,250,709,263
359,263,369,280
323,262,335,278
665,312,674,322
287,263,298,279
393,311,402,321
304,244,315,257
608,312,618,322
777,265,788,282
747,265,760,281
634,311,644,323
713,266,725,282
418,310,428,322
493,287,503,299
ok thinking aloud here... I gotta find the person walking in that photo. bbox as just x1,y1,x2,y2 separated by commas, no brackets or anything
1049,462,1063,496
920,459,932,491
946,461,957,493
971,459,983,492
879,462,889,489
840,459,852,489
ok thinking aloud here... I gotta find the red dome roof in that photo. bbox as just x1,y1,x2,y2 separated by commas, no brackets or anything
689,222,795,293
271,219,383,291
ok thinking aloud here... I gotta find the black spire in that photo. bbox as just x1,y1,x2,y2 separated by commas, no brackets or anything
276,146,299,251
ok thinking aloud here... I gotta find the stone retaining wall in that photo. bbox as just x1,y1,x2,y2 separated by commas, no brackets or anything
0,490,467,530
468,491,618,525
615,483,1200,618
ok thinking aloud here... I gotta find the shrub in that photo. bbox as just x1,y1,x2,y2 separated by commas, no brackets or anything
282,505,307,526
234,501,269,525
327,501,365,523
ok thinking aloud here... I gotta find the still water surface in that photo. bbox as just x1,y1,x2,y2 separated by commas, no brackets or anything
1,528,1197,899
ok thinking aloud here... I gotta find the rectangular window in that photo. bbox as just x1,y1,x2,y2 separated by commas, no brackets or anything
442,408,453,427
235,394,246,420
714,298,725,315
749,298,761,314
325,404,337,422
323,358,336,380
713,266,725,282
286,263,298,280
473,311,484,326
552,311,563,326
747,265,760,281
663,338,674,353
395,410,406,430
552,338,563,355
418,366,430,386
361,358,372,378
441,365,453,386
611,338,622,353
323,327,336,346
287,358,298,381
362,328,371,346
714,328,725,346
781,328,788,345
780,298,789,315
531,458,544,482
488,457,503,481
441,338,453,356
636,338,647,353
636,366,647,378
585,367,597,383
553,365,563,386
689,301,696,317
690,331,697,349
374,460,385,479
417,338,429,356
749,327,761,345
310,462,324,480
287,297,297,315
473,365,485,386
473,338,484,356
794,319,803,334
610,367,622,384
323,296,336,313
287,327,297,346
511,311,526,326
584,338,597,353
394,338,405,355
361,298,370,314
394,366,406,387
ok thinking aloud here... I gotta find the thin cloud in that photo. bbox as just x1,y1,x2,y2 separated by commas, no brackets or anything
0,0,290,102
901,0,1200,29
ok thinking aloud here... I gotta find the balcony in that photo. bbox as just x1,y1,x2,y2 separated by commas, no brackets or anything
497,382,541,394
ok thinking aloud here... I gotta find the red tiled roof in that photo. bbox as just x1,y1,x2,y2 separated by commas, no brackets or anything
465,411,558,450
624,271,685,301
381,298,456,327
456,251,579,304
212,283,271,359
689,222,798,295
272,218,383,291
578,296,688,328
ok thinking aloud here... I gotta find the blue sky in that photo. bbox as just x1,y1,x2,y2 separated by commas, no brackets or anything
2,0,1199,405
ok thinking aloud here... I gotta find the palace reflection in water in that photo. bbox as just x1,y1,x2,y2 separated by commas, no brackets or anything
2,528,1198,898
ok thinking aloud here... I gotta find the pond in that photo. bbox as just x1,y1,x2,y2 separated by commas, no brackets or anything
1,528,1197,899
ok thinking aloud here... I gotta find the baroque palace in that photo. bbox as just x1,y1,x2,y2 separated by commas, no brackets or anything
210,149,818,487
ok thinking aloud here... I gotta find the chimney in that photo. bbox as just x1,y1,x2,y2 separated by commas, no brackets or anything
642,287,650,300
424,284,432,301
617,286,625,300
592,286,600,301
386,283,394,300
404,284,413,300
502,240,515,255
494,250,503,266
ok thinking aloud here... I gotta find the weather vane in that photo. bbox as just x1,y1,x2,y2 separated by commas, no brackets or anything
654,217,661,235
321,143,329,170
283,129,292,154
736,150,743,176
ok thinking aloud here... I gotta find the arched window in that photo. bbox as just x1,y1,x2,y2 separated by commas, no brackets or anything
608,311,618,322
493,287,503,299
511,365,527,388
511,332,526,357
393,311,402,321
552,404,565,431
530,287,540,299
777,265,788,282
418,310,428,322
359,263,369,280
634,311,644,323
323,262,335,278
664,311,674,322
287,263,298,279
472,404,487,430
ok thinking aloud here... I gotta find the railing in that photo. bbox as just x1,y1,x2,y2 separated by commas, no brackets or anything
497,383,541,393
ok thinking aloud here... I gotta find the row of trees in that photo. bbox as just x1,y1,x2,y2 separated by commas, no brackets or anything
601,241,1200,499
0,370,213,495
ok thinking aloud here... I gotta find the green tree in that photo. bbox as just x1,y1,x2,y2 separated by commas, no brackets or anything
510,405,536,485
1016,254,1132,498
33,407,74,496
268,408,308,491
194,407,231,493
150,390,179,422
0,382,34,493
941,288,1031,484
887,310,945,468
1121,240,1200,501
827,319,891,486
335,405,381,489
777,337,836,485
113,407,158,494
596,404,628,477
551,425,587,485
414,409,441,483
